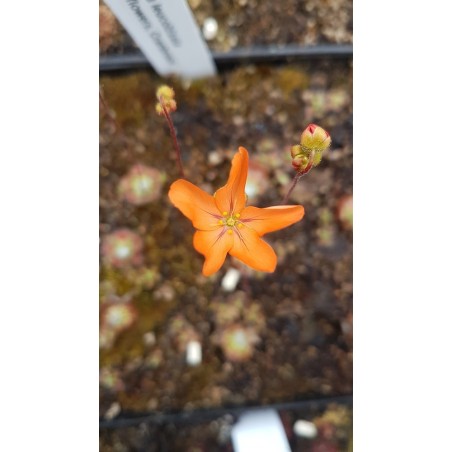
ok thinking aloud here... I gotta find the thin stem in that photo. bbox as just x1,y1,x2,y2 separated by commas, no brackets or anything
281,153,315,204
159,96,185,179
281,173,301,205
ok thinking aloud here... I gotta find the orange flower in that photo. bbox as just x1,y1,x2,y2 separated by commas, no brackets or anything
168,147,304,276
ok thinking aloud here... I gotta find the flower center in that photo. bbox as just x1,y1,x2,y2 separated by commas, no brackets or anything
226,217,236,227
218,212,243,233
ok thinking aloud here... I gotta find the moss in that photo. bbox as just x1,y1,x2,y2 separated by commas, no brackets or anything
276,67,310,98
100,292,176,367
100,73,155,128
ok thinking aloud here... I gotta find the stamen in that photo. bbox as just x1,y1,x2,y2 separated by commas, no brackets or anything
222,211,228,217
234,213,241,218
226,217,236,227
227,229,233,235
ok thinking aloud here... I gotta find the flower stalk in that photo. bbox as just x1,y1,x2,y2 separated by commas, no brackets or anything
156,86,185,179
282,151,315,204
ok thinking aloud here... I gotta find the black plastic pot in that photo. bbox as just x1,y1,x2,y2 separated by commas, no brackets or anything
99,43,353,72
99,44,353,451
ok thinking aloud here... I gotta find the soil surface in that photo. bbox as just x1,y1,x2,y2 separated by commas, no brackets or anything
99,0,352,54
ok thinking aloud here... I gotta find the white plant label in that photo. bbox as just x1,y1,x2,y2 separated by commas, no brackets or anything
231,409,292,452
103,0,217,79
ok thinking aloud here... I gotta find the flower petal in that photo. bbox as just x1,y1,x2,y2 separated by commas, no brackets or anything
168,179,220,231
229,226,277,272
240,205,305,236
214,147,249,214
193,229,234,276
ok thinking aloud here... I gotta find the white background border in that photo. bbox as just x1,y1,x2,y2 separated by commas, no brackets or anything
354,0,452,450
1,1,98,449
1,0,451,450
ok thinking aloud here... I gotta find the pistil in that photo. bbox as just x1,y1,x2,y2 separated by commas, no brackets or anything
218,212,242,231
